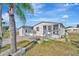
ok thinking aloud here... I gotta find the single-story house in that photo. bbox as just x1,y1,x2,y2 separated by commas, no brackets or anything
66,26,79,33
18,21,65,39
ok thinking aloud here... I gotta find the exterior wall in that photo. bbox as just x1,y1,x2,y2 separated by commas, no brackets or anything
59,24,65,36
52,24,65,38
18,22,65,39
24,27,33,36
19,27,33,36
33,22,65,38
33,22,56,36
19,27,25,36
33,23,43,36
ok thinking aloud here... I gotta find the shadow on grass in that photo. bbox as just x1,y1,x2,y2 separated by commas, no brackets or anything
25,41,37,51
71,40,79,48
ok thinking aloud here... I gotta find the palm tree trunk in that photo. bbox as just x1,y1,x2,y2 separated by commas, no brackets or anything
0,3,2,51
8,3,17,53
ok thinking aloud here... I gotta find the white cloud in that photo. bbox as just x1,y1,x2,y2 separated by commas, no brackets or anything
64,3,70,7
56,8,67,12
74,3,79,5
30,17,60,23
62,15,69,19
2,13,9,23
64,3,79,7
54,3,79,13
32,4,45,16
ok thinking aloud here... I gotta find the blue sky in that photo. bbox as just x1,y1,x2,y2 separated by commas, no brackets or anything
2,3,79,28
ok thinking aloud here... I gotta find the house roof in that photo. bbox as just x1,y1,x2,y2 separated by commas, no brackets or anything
18,21,65,29
18,25,33,30
33,21,65,27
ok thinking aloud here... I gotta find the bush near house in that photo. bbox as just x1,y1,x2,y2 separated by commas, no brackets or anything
3,30,19,39
3,30,10,39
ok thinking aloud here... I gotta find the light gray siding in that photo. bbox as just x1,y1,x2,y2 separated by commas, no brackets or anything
33,22,65,38
18,22,65,39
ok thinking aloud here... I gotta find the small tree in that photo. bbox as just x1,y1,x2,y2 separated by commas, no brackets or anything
64,30,68,43
64,30,71,44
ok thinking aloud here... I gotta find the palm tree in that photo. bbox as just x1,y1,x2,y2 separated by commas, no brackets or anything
8,3,34,53
0,3,3,49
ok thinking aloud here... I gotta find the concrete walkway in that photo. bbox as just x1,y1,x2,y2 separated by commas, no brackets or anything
2,36,28,46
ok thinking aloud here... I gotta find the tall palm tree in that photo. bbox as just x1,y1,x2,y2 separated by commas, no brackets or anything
8,3,34,53
0,3,3,49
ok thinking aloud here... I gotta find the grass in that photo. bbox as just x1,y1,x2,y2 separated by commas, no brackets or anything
25,39,79,56
25,33,79,56
68,33,79,41
0,44,10,53
0,40,29,53
1,32,79,56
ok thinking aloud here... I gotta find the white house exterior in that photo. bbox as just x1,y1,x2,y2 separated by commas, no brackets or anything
18,26,33,36
66,27,79,33
18,21,65,39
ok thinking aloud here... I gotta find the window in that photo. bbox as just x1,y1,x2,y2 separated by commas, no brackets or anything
43,26,47,35
43,25,46,30
25,29,27,32
53,24,58,30
36,27,39,31
48,25,52,32
53,24,58,35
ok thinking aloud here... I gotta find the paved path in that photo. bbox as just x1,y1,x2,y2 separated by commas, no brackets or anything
2,36,28,47
2,35,43,46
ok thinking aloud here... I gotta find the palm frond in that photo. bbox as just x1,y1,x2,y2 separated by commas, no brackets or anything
15,5,26,25
20,3,34,14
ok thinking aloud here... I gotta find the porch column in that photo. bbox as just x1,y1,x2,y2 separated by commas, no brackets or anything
52,25,53,36
58,24,61,37
45,25,48,38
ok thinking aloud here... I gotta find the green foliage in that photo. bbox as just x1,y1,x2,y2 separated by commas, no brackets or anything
20,3,34,14
3,30,10,39
15,3,34,25
15,5,26,24
3,26,9,31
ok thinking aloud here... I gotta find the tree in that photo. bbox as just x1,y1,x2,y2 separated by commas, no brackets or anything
0,3,3,50
8,3,34,53
77,24,79,28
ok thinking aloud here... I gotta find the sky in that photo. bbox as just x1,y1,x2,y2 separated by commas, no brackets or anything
2,3,79,28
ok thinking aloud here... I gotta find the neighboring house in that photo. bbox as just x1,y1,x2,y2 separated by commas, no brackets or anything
66,26,79,33
18,21,65,39
18,26,33,36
